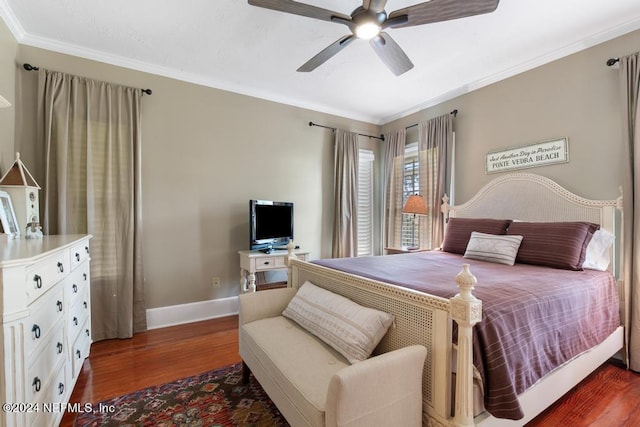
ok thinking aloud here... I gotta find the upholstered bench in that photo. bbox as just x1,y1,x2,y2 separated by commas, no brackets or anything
239,283,427,427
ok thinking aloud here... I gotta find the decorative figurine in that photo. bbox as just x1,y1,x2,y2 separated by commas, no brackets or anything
25,222,43,239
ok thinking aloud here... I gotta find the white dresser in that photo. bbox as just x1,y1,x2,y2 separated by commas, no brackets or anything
0,235,92,427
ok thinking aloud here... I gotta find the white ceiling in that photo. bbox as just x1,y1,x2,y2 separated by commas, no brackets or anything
2,0,640,124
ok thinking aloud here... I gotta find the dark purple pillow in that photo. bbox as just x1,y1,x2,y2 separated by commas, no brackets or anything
506,221,599,270
441,218,512,255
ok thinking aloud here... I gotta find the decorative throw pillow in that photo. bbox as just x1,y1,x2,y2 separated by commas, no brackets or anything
282,281,394,364
441,217,513,255
582,229,615,271
463,232,524,265
507,221,599,270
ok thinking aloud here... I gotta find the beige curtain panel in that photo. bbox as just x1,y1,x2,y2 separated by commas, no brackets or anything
619,52,640,371
383,128,406,249
332,129,359,258
36,69,146,340
418,113,453,249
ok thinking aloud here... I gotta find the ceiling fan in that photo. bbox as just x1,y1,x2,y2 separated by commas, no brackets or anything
247,0,500,76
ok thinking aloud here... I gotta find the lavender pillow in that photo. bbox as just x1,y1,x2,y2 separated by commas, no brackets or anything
442,218,513,255
507,221,599,270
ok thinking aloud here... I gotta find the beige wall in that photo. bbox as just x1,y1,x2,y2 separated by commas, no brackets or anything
383,29,640,204
12,43,379,309
0,16,17,172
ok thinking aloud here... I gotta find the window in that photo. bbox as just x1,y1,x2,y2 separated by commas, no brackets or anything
357,149,374,256
402,143,419,248
400,143,438,249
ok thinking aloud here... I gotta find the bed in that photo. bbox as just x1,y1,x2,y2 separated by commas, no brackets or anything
285,172,625,427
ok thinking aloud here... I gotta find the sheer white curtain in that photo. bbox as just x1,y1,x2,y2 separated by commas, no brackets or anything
383,129,406,249
619,53,640,371
418,113,453,249
37,69,146,340
332,129,359,258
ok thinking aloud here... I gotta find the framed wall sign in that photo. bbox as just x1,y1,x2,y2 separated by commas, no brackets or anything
485,137,569,174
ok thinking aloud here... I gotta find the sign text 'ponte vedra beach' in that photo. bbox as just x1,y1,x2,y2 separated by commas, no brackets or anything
485,138,569,174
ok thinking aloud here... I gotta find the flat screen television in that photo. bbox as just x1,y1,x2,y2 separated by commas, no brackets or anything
249,200,294,252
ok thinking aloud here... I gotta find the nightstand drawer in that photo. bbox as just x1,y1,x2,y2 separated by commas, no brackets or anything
255,257,279,270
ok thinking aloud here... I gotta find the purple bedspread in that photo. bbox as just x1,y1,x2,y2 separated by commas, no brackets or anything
313,251,620,420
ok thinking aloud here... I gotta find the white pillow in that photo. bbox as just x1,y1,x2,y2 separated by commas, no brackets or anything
583,229,615,271
463,232,523,266
282,281,394,364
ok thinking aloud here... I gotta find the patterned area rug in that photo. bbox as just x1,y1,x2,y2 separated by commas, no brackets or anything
74,363,289,426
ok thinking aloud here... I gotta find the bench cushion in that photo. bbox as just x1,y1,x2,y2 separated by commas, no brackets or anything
241,316,349,427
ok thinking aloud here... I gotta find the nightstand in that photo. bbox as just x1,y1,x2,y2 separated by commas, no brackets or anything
238,248,310,293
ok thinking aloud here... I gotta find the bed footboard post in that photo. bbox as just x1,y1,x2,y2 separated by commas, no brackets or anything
285,240,298,288
450,264,482,427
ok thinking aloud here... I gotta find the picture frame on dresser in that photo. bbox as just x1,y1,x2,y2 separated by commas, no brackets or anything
0,190,19,237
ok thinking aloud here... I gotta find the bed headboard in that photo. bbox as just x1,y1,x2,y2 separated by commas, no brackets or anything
442,172,623,276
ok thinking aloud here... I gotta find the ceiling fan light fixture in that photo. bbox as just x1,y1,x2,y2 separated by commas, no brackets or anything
355,22,381,39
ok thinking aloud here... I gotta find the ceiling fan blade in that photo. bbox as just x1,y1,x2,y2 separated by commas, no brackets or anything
248,0,351,23
369,32,414,76
297,35,355,72
388,0,499,28
363,0,388,13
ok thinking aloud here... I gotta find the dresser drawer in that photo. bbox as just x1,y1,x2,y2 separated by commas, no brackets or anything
25,251,70,304
25,287,65,360
26,321,65,403
26,364,66,427
71,319,91,379
70,240,90,270
65,262,90,305
68,294,90,343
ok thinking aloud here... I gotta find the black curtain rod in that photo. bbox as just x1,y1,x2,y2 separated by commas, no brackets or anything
22,63,153,95
405,109,458,130
606,58,619,66
308,122,385,141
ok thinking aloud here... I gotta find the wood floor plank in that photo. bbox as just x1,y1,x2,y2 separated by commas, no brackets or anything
62,316,640,427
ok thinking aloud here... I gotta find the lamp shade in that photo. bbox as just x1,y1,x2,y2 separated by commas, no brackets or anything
402,194,428,215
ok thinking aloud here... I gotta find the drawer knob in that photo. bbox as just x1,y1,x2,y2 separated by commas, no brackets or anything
32,377,41,393
85,246,89,254
57,300,63,312
83,301,88,309
83,273,87,281
58,382,65,395
76,349,81,359
31,324,41,339
263,261,270,265
33,274,42,289
75,252,81,262
85,329,90,337
57,342,63,354
73,284,78,293
57,262,64,273
73,317,78,326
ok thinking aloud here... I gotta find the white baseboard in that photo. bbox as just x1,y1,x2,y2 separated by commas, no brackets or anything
146,296,239,330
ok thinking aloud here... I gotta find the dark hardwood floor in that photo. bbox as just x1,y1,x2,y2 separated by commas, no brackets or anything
62,316,640,427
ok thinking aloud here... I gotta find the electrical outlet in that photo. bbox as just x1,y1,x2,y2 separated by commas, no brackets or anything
211,277,221,288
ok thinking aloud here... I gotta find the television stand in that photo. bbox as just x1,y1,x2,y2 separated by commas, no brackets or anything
238,246,310,293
